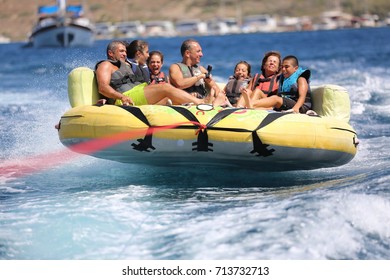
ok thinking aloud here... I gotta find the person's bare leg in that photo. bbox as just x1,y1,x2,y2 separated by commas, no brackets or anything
204,88,216,104
211,92,229,107
154,97,172,105
241,88,253,108
144,84,204,105
235,94,246,107
236,88,265,108
252,95,283,109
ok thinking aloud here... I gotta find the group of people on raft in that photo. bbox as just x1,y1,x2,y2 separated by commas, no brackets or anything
95,39,312,114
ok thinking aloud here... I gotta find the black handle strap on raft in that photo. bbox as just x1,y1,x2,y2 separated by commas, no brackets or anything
170,106,244,151
121,105,151,126
202,108,243,151
330,126,359,148
120,106,155,152
120,105,291,155
249,112,290,157
168,106,209,151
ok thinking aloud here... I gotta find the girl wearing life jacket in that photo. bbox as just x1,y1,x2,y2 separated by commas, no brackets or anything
126,40,151,84
147,50,169,84
236,51,281,108
222,61,252,106
241,55,312,114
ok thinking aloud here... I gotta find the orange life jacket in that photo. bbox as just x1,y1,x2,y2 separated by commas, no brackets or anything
150,71,168,84
251,73,281,96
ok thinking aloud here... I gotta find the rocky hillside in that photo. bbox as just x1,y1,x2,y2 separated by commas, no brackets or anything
1,0,389,41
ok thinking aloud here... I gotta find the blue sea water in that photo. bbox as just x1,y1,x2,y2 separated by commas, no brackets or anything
0,28,389,260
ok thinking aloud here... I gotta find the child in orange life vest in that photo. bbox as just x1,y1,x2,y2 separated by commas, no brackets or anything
147,50,169,84
220,61,251,106
147,50,171,105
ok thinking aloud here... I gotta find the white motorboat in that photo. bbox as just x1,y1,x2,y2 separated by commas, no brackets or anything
29,0,94,48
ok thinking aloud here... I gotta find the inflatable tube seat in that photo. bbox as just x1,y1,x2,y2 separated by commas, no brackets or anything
68,67,99,107
311,84,351,123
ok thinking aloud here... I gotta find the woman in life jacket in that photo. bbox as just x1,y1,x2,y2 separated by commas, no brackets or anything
126,40,151,84
147,50,169,84
236,51,282,108
221,61,252,106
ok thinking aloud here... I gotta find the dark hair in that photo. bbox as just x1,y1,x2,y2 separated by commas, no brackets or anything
106,40,125,58
180,39,198,56
282,55,299,67
235,61,252,77
147,50,164,64
126,40,148,59
261,50,281,75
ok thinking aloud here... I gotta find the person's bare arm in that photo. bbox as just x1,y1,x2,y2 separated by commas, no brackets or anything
199,65,221,94
292,77,309,113
95,61,133,105
169,63,205,89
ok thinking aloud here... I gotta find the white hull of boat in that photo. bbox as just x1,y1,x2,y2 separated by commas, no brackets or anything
31,24,93,48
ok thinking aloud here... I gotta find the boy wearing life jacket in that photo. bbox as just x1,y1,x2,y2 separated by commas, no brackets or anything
242,55,312,113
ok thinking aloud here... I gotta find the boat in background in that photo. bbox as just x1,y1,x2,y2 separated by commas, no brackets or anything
0,34,11,44
28,0,94,48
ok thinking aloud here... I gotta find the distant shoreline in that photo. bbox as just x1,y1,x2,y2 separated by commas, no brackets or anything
1,0,389,42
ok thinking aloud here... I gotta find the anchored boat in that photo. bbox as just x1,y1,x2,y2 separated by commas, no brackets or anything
56,67,358,171
29,0,94,48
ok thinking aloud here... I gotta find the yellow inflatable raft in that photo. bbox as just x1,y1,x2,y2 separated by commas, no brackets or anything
57,67,358,171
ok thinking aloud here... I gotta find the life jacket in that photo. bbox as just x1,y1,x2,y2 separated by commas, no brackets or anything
251,73,280,96
279,67,311,109
150,71,168,84
176,62,207,98
127,58,150,84
95,59,146,91
224,76,251,105
95,59,146,104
